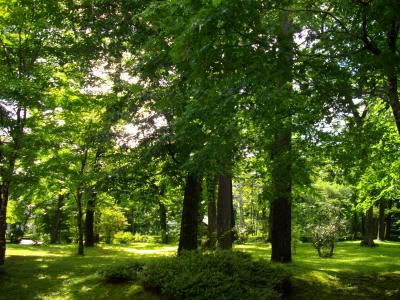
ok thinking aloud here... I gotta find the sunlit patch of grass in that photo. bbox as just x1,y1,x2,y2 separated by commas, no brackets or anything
1,240,399,299
235,240,400,299
1,242,175,300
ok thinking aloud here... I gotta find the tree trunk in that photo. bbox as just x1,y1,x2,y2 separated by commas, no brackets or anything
178,173,202,255
206,174,217,249
217,173,233,250
351,211,359,240
385,200,392,240
159,202,168,244
270,8,293,263
238,184,245,230
378,200,385,241
129,207,136,234
85,195,96,247
386,21,400,135
361,206,375,247
76,186,85,255
51,193,66,244
0,183,10,266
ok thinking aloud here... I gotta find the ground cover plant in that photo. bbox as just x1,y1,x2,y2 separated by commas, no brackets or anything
1,241,399,300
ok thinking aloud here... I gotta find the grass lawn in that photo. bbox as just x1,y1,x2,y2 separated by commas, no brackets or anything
0,240,399,299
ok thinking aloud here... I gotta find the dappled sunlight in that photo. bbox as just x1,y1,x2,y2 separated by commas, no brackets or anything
2,241,400,299
124,246,176,256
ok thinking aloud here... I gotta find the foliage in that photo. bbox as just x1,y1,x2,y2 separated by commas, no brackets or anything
140,251,291,300
312,221,346,258
99,261,144,283
113,231,134,245
97,208,128,244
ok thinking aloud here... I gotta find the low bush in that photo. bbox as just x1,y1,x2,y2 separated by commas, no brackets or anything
140,251,291,300
98,261,144,283
113,232,134,244
112,232,162,244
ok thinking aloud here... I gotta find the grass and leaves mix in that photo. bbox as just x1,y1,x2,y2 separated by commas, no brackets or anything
1,240,399,299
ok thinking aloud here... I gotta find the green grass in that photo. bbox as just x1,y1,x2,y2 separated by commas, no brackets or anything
236,240,400,299
0,243,175,300
1,240,399,299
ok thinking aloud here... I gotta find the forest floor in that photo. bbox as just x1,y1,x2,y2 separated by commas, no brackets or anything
0,240,399,299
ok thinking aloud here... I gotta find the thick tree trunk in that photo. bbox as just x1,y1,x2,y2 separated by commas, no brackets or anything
51,193,66,244
206,175,217,249
378,200,386,241
217,174,233,250
386,21,400,135
0,183,10,266
178,173,202,255
361,206,375,247
159,202,168,244
387,73,400,134
270,130,292,263
85,195,96,247
270,9,293,263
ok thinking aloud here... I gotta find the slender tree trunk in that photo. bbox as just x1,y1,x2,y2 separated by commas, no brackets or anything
351,211,359,240
85,195,96,247
361,206,375,247
159,202,168,244
385,200,392,240
129,207,136,234
0,183,10,266
51,193,66,244
206,174,217,249
378,200,386,241
238,185,245,230
76,186,85,255
178,173,202,255
217,174,233,250
76,149,88,256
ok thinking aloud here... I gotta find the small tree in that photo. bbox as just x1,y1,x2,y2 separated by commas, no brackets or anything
311,219,346,257
97,208,128,244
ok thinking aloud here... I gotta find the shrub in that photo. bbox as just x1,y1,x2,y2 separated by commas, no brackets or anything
97,208,128,244
140,251,291,300
311,219,346,257
113,231,134,244
99,261,144,283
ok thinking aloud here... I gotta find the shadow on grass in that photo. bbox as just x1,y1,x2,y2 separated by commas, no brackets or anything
290,270,400,300
0,243,175,300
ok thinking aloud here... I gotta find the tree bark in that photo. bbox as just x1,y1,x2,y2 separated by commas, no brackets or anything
84,196,96,247
0,183,10,266
238,184,245,230
378,200,385,241
361,206,375,247
217,173,233,250
76,185,85,255
270,8,293,263
129,207,136,234
178,173,202,255
386,21,400,135
76,148,88,256
51,193,66,244
159,202,168,244
206,174,217,249
385,200,392,240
